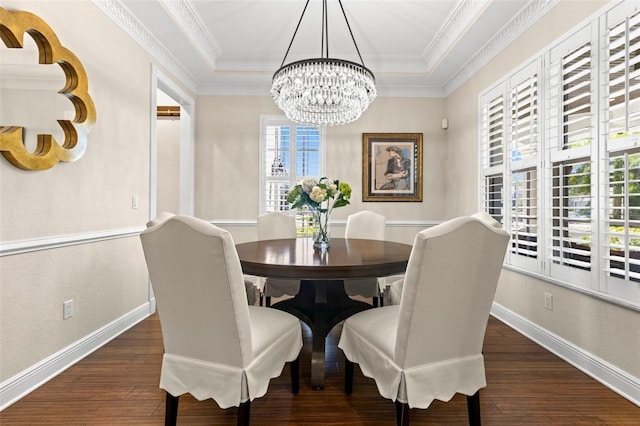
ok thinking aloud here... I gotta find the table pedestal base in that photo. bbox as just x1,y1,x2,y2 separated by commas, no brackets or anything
271,279,372,389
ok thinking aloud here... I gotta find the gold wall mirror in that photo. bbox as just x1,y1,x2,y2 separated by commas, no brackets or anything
0,7,96,171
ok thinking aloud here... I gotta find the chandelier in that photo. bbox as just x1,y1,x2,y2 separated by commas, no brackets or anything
271,0,376,126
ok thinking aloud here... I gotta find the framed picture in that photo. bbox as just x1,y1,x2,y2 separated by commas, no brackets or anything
362,133,423,202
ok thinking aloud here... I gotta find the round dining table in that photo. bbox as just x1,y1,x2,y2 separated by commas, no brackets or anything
235,237,412,389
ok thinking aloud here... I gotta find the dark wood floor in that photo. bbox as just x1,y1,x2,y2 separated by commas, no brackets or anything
1,308,638,425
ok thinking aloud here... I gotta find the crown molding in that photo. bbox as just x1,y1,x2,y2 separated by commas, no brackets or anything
444,0,559,96
93,0,557,98
91,0,197,93
422,0,488,73
162,0,221,71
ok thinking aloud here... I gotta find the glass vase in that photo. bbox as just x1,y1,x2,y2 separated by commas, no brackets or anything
312,210,330,249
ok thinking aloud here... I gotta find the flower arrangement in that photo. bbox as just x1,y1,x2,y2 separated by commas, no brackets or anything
287,177,352,247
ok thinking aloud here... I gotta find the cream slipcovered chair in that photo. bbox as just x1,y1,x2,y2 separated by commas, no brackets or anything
343,210,388,307
386,211,504,306
338,215,510,426
140,215,302,425
146,212,257,305
145,211,175,228
257,211,300,306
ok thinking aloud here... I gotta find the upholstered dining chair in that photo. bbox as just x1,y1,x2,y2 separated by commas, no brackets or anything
140,215,303,426
146,212,257,305
257,211,301,306
385,211,504,306
343,210,388,307
145,211,175,228
338,215,510,426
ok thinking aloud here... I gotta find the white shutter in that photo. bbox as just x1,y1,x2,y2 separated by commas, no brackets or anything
600,3,640,303
510,168,538,260
606,8,640,141
475,0,640,306
482,174,504,225
508,61,542,268
546,25,595,284
479,84,507,222
603,152,640,282
480,85,506,171
548,160,592,283
510,66,539,168
558,41,592,151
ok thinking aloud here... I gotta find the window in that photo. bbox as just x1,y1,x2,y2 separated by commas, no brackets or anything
260,117,324,232
478,0,640,306
546,25,595,285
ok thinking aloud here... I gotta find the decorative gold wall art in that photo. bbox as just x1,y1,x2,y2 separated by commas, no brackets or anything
0,7,96,171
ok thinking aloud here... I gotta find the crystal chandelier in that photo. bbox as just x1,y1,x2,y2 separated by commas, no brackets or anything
271,0,376,126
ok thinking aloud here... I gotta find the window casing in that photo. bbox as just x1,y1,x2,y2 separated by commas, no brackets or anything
478,0,640,306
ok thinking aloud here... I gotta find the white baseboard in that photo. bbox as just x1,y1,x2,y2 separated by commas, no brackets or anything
0,303,152,411
491,302,640,407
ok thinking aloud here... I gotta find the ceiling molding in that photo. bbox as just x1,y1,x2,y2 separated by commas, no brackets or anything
162,0,221,71
443,0,559,96
91,0,197,93
422,0,489,73
93,0,558,98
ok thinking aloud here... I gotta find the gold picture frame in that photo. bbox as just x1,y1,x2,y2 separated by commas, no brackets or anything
362,133,423,202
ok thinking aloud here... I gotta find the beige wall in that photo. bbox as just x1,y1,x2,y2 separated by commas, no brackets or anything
195,96,447,244
0,0,188,382
445,0,640,380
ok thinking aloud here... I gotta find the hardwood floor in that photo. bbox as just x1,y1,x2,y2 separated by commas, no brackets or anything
1,310,638,425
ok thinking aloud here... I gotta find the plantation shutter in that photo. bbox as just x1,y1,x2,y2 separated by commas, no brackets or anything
601,3,640,301
606,8,640,140
605,152,640,283
508,61,541,267
549,160,592,271
510,72,539,166
511,168,538,259
546,25,595,283
480,84,506,224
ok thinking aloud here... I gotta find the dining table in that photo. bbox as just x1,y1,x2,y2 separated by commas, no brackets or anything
235,237,412,389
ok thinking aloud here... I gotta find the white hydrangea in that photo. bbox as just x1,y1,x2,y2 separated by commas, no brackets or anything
301,177,318,193
310,186,327,203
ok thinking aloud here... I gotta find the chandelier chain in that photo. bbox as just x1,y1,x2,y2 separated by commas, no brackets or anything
279,0,311,69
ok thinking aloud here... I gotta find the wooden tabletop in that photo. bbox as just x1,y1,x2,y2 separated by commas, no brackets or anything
235,238,412,280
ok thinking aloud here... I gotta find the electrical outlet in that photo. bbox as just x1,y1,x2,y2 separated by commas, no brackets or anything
63,300,74,319
544,293,553,311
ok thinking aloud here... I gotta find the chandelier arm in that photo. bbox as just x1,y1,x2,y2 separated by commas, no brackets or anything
280,0,312,68
337,0,366,66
